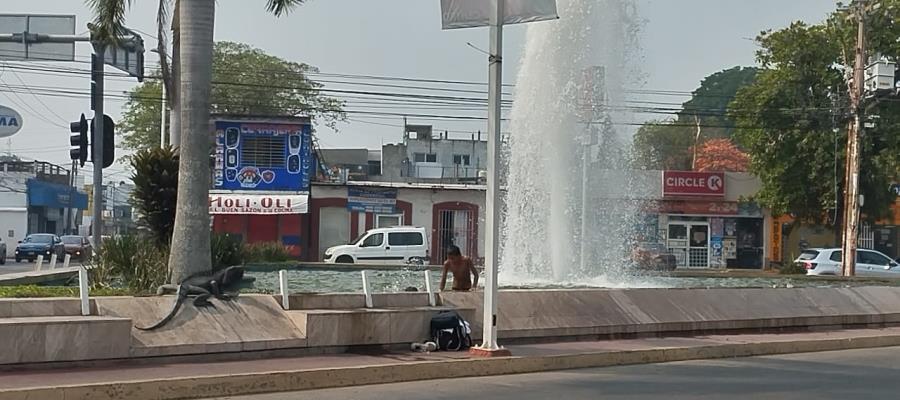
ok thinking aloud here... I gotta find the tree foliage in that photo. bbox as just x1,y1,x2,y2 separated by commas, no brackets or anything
693,138,749,172
130,146,179,245
633,66,758,170
731,2,900,224
118,41,344,153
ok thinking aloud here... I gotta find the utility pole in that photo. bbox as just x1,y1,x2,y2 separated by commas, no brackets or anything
841,0,868,277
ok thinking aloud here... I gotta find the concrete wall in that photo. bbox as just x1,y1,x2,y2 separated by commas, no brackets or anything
380,143,407,182
441,287,900,339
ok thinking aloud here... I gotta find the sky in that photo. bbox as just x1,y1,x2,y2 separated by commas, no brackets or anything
1,0,837,180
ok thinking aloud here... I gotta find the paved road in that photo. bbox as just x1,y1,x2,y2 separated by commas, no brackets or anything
0,261,35,275
212,347,900,400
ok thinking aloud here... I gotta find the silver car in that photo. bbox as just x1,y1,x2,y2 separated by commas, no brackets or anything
795,248,900,277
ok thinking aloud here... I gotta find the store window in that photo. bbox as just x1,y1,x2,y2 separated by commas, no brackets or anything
453,154,471,166
414,153,437,163
376,214,403,228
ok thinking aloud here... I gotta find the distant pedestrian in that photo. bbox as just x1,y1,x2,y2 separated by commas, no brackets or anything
439,245,479,291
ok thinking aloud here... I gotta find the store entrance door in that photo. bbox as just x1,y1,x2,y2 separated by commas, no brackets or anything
668,222,710,268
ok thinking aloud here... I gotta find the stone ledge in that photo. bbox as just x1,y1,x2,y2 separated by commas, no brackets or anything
282,292,434,310
0,316,130,325
0,298,97,318
0,316,131,365
97,295,308,359
4,329,900,400
288,307,475,347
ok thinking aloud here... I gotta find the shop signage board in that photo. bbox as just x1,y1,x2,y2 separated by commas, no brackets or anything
662,171,725,197
209,193,308,215
347,186,398,214
213,119,312,191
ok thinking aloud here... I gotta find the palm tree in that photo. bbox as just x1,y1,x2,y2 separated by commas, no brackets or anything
87,0,307,283
155,0,180,148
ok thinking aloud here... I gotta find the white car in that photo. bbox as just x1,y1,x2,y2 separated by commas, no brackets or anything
795,248,900,277
324,226,429,265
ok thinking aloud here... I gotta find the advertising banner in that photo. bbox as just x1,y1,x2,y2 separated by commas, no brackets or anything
347,187,398,214
209,193,308,215
662,171,725,197
213,120,312,191
440,0,558,30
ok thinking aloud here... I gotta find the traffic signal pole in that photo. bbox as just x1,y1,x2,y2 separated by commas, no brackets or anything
91,47,105,249
3,22,139,249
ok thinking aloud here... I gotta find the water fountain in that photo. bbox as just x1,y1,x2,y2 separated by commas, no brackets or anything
500,0,650,285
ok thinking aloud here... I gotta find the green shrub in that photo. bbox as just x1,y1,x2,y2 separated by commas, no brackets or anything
0,285,131,298
130,146,179,245
243,241,293,263
92,233,248,289
779,262,808,275
211,233,244,271
97,235,169,292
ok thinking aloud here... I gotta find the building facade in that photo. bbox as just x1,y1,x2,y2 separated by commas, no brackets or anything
380,125,487,184
209,116,314,257
588,169,770,269
0,161,88,256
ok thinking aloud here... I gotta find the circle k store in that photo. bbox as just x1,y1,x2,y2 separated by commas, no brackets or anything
642,171,771,269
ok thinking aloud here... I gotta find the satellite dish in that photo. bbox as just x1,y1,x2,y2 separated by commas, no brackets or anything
0,105,23,138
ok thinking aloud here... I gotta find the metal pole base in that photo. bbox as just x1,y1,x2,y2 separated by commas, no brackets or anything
469,346,512,358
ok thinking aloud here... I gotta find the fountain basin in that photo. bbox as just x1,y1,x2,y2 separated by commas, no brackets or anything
244,265,900,294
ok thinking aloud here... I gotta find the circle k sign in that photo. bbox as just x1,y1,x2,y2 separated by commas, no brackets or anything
662,171,726,197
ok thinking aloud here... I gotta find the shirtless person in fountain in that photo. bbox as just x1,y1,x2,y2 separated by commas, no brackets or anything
439,245,479,292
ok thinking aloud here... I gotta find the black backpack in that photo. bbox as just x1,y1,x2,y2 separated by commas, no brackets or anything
430,311,472,351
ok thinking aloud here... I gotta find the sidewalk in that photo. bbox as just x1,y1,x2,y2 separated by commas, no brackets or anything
4,327,900,400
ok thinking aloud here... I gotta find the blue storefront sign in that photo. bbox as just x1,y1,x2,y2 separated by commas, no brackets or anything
213,119,312,191
347,187,398,214
26,179,88,209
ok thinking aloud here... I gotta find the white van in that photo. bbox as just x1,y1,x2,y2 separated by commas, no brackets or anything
324,226,429,265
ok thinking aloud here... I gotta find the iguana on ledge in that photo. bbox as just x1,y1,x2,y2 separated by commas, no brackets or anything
136,265,245,331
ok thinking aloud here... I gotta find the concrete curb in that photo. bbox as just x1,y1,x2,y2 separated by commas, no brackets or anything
5,333,900,400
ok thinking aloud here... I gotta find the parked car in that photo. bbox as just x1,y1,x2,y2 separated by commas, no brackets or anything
631,242,677,271
0,237,6,265
795,248,900,277
15,234,65,263
61,235,93,260
324,226,429,265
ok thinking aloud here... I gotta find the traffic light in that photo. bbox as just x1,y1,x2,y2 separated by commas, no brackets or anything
90,114,116,169
69,113,89,166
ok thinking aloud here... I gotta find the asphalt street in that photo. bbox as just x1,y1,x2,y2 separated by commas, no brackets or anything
211,346,900,400
0,261,36,275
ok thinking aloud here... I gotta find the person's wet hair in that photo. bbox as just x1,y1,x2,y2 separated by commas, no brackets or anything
447,245,461,257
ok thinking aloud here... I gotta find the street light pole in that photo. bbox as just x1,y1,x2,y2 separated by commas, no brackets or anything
476,0,506,355
840,0,867,277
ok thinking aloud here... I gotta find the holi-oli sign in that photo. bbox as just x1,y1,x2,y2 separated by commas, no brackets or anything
209,193,308,215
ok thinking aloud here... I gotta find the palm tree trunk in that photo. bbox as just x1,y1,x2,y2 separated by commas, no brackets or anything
169,0,182,148
169,30,181,148
168,0,214,283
